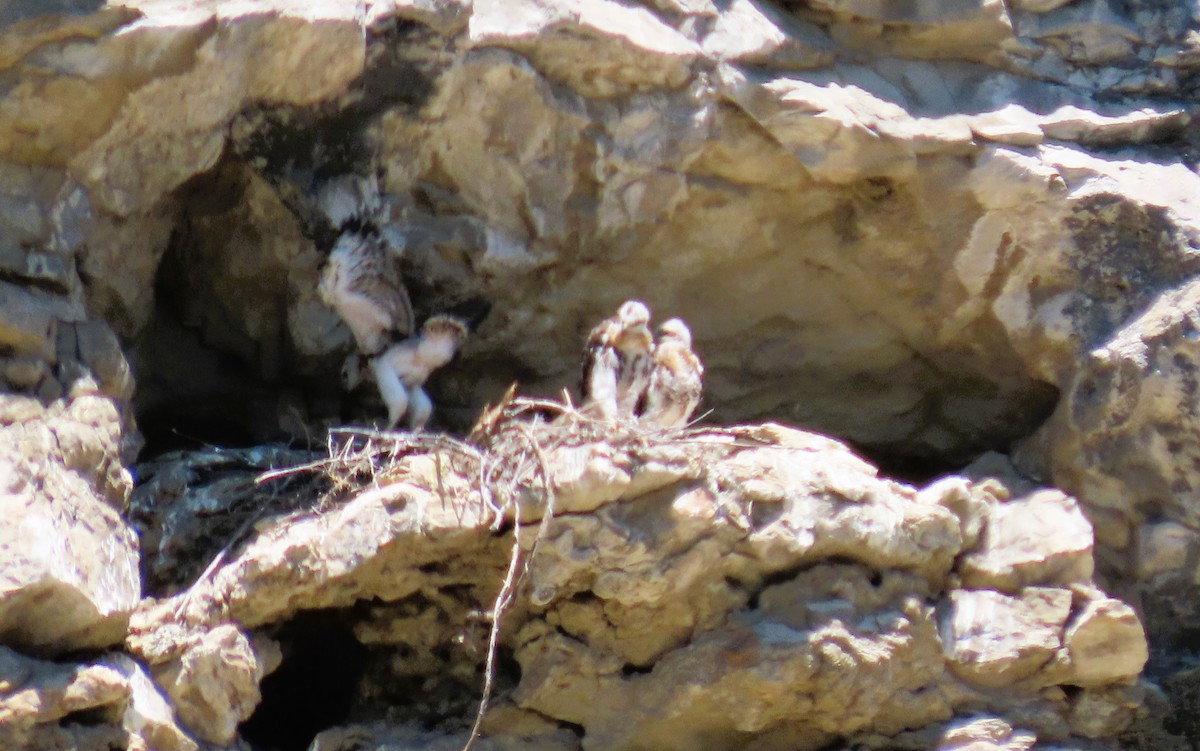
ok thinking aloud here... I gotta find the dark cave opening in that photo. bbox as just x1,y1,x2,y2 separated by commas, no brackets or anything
129,289,327,459
859,450,962,486
240,610,369,751
128,160,350,461
136,404,263,456
126,152,495,463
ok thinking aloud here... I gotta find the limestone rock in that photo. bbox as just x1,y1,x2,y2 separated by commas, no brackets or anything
0,646,195,751
2,0,1186,470
940,588,1071,688
1136,520,1198,580
0,0,1189,467
310,720,579,751
1067,685,1145,739
919,468,1013,552
136,622,276,747
0,0,1190,745
0,281,67,362
513,593,947,749
468,0,700,98
99,654,199,751
1019,280,1200,535
54,2,367,218
0,396,139,654
129,445,323,596
0,647,126,747
1061,597,1148,687
1012,0,1142,65
958,489,1094,593
121,418,1148,747
938,717,1038,750
701,0,835,69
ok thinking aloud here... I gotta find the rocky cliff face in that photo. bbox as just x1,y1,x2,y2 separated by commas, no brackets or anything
0,0,1197,748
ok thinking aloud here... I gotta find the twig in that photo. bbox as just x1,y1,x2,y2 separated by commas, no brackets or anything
256,456,332,484
509,421,559,580
171,511,264,623
461,486,524,751
461,408,559,751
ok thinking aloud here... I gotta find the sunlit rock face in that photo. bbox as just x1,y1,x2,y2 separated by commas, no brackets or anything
0,0,1196,748
126,428,1146,749
3,0,1194,466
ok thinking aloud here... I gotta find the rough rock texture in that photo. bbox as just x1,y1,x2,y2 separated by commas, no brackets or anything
0,0,1196,747
119,424,1147,749
0,387,139,654
0,0,1190,466
0,646,195,751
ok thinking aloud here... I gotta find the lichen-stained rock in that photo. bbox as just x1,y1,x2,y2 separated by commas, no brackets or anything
0,395,139,654
991,150,1200,385
1017,279,1200,543
0,646,196,751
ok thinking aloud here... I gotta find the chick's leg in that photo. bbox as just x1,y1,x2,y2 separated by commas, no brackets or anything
370,355,409,428
408,385,433,432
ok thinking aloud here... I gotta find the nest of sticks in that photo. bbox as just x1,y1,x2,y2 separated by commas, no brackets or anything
267,385,715,518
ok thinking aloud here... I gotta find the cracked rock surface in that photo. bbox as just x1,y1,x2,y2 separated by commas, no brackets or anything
119,425,1148,749
0,0,1195,747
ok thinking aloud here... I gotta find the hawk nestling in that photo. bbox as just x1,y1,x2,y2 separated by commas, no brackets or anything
318,231,415,356
314,173,413,356
640,318,703,429
370,314,470,430
581,300,653,420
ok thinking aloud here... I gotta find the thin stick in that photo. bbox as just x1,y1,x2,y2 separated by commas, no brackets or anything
461,407,561,751
171,511,263,623
510,421,559,579
461,489,524,751
256,456,332,484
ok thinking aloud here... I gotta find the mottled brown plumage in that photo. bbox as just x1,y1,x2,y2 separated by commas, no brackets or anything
581,300,653,420
641,318,703,429
318,233,414,355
